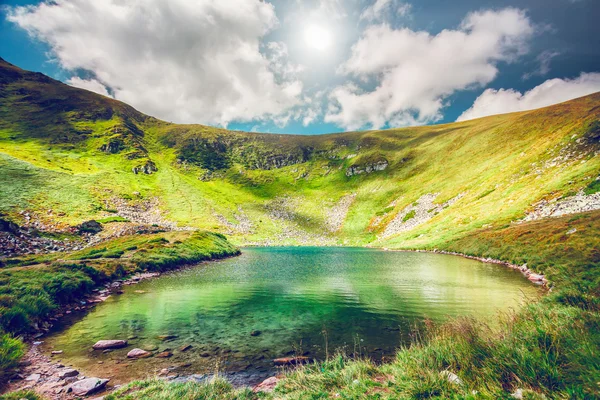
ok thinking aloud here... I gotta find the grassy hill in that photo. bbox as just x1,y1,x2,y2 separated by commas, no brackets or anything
1,57,599,249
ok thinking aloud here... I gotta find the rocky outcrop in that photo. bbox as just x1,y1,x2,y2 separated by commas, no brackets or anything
523,190,600,221
0,218,87,259
132,159,158,174
100,138,123,154
77,220,103,234
92,340,127,350
382,192,465,238
346,160,388,177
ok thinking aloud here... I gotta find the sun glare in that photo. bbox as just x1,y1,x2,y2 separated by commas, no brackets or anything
304,24,332,51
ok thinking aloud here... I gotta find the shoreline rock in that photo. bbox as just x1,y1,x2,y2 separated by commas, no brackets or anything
92,340,128,350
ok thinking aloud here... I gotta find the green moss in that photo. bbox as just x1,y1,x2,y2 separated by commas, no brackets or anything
402,210,416,222
97,216,130,223
584,179,600,195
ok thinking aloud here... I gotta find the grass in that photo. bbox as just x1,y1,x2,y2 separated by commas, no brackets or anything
104,378,255,400
0,390,40,400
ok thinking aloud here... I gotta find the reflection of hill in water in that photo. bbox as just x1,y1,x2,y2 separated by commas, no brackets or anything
43,248,538,385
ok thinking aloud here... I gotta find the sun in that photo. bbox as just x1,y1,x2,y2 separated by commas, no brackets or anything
304,24,332,51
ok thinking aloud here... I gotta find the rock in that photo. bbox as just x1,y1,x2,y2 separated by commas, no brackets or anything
273,356,309,366
78,220,103,234
511,388,523,399
93,340,128,350
51,350,63,355
58,368,79,379
100,138,123,154
68,377,109,396
253,376,279,393
132,160,158,175
127,348,152,358
440,370,462,385
156,350,173,358
200,352,210,357
528,273,545,283
157,335,178,341
179,344,192,352
25,373,41,382
250,330,262,337
346,160,388,177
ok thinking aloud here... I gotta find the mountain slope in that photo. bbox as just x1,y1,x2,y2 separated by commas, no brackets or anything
0,57,599,248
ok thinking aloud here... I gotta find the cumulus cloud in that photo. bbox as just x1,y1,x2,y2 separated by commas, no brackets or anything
359,0,411,22
326,8,534,130
457,73,600,121
67,77,112,98
7,0,303,125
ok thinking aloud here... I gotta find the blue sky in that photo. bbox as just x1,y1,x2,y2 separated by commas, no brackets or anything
1,0,599,134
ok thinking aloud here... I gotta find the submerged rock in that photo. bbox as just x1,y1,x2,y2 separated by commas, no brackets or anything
127,348,152,358
156,350,173,358
157,334,178,341
250,330,262,337
92,340,127,350
179,344,192,352
68,377,109,396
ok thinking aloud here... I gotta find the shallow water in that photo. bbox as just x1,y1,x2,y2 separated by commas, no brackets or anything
42,247,539,385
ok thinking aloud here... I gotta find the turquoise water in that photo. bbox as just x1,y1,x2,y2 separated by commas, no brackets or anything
43,247,539,385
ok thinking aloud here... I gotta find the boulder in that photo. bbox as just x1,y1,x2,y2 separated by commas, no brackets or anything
127,348,152,358
68,377,109,396
78,220,103,234
58,368,79,379
156,350,173,358
253,376,279,393
25,373,41,382
179,344,192,352
92,340,127,350
273,356,309,366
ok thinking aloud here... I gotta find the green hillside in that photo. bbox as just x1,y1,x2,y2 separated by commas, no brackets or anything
1,58,600,399
1,57,599,249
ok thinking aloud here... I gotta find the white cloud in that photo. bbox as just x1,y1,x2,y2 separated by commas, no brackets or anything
67,77,112,98
359,0,411,22
457,73,600,121
327,8,534,130
7,0,303,126
522,50,560,80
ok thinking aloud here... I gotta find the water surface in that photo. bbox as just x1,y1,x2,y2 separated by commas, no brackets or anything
43,247,539,385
